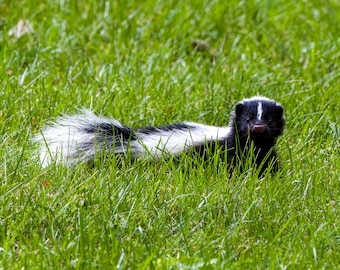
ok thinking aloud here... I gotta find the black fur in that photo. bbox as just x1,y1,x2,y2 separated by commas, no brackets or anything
137,123,194,135
193,98,285,173
227,98,285,173
36,97,285,173
87,99,284,173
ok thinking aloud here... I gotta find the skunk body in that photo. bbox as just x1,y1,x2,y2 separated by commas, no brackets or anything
35,96,285,172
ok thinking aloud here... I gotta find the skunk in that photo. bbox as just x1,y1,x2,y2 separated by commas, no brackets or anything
34,96,285,172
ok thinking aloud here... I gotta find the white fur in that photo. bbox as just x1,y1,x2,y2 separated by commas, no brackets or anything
34,110,231,167
132,123,231,158
257,102,263,120
241,96,281,106
34,110,127,167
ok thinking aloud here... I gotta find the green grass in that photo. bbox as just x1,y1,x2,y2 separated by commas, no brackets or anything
1,0,340,268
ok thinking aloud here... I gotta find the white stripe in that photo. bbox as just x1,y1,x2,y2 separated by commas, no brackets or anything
257,102,263,120
240,96,273,103
132,123,231,159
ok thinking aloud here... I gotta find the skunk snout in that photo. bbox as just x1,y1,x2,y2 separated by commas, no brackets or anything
249,121,269,134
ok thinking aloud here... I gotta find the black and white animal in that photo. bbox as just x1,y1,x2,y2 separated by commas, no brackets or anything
34,96,285,172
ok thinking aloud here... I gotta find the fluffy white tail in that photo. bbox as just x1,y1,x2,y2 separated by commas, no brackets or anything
34,110,231,167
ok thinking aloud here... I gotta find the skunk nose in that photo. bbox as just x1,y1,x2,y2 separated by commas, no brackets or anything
252,124,266,133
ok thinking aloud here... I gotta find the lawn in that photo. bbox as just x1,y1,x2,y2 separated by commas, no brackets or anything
1,0,340,268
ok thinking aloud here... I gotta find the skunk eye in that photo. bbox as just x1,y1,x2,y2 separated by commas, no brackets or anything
246,113,255,122
266,116,272,123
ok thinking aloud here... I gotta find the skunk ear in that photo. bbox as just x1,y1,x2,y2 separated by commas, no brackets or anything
275,104,284,117
235,103,244,116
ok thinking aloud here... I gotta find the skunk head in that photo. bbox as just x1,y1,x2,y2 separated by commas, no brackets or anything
231,96,285,147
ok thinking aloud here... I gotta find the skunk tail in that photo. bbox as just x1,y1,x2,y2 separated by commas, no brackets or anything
34,110,231,167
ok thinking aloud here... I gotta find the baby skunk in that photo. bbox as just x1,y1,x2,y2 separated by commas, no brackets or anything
34,96,285,173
